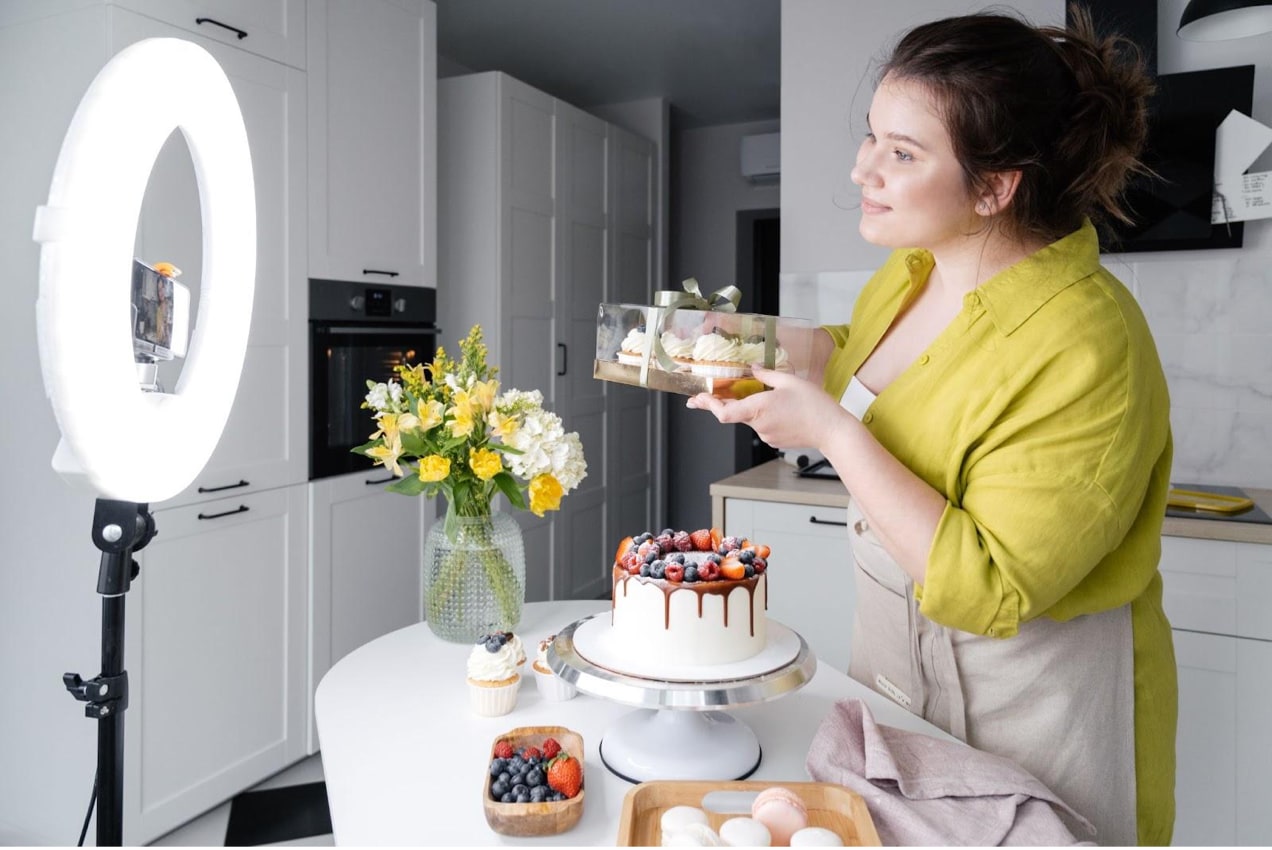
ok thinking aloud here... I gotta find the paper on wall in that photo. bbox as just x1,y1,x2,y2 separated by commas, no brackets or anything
1212,109,1272,224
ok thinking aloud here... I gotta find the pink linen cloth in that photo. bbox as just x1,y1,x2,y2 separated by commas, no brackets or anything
805,699,1097,846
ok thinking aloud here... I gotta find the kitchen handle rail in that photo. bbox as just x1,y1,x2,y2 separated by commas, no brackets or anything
362,269,399,277
194,17,247,39
197,505,250,521
365,475,396,486
197,479,249,493
557,342,568,376
809,516,848,527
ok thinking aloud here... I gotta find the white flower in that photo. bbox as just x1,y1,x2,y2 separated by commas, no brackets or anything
388,381,403,405
501,406,586,493
364,381,392,412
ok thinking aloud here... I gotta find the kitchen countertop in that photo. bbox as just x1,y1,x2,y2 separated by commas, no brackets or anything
711,460,1272,545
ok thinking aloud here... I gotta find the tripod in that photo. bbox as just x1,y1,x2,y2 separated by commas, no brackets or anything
63,500,157,846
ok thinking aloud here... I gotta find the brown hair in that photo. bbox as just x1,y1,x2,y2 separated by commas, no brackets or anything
880,5,1154,244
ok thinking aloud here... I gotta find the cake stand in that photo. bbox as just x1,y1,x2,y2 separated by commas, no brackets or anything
548,614,817,783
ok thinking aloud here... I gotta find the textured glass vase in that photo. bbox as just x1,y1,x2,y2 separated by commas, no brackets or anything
422,512,526,643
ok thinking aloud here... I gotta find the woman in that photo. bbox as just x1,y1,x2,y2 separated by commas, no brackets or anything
689,8,1175,845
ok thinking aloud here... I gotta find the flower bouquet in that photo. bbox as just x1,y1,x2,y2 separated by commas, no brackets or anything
356,326,587,640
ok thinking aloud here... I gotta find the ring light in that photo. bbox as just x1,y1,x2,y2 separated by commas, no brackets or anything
34,37,255,504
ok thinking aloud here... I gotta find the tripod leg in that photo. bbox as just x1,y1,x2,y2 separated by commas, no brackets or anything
96,591,126,846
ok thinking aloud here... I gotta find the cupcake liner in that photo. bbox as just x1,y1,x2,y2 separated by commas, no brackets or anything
689,361,749,378
468,674,520,716
533,664,578,702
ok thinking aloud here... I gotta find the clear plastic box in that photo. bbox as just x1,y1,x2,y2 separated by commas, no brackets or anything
593,302,815,398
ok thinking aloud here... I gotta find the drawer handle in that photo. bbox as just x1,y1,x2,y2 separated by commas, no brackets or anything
197,479,250,494
809,515,848,527
557,342,567,377
194,17,248,40
362,269,399,277
198,505,250,521
365,475,396,485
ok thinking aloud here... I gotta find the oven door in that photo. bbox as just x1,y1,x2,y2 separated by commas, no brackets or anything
310,322,439,480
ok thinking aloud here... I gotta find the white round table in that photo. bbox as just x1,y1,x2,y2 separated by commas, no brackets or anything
315,600,953,846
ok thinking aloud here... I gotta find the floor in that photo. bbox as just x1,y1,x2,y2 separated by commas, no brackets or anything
149,755,333,847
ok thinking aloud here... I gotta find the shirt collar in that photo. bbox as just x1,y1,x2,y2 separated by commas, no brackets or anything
974,219,1102,336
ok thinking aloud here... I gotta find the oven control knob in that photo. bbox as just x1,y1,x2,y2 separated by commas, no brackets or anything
349,295,365,311
394,297,407,313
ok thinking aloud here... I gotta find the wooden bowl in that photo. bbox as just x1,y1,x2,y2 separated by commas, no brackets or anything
482,725,585,837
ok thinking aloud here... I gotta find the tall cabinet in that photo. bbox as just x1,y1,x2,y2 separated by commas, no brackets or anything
438,72,656,602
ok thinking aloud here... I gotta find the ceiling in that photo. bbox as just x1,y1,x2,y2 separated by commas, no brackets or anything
434,0,781,128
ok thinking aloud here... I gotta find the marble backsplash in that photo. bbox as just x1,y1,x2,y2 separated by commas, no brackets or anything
781,221,1272,489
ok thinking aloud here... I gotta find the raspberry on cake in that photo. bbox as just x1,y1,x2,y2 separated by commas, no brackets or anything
611,528,769,666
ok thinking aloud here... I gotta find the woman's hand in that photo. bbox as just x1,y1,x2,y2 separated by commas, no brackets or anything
686,366,844,451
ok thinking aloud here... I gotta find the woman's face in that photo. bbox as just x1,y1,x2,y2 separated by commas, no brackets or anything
851,74,979,251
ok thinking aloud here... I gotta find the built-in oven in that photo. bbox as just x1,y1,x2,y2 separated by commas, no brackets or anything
309,278,439,480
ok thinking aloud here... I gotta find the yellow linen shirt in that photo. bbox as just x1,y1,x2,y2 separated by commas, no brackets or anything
822,220,1176,844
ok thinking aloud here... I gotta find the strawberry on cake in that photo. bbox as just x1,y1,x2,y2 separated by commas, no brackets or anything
611,527,771,666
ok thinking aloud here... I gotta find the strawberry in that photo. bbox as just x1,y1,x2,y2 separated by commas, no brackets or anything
689,529,713,551
672,530,693,552
521,746,541,760
697,561,721,581
614,536,634,566
493,740,514,760
754,543,771,559
720,558,746,580
709,527,723,550
541,737,562,760
546,753,583,799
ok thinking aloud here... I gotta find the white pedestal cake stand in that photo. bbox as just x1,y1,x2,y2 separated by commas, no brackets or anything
548,613,817,783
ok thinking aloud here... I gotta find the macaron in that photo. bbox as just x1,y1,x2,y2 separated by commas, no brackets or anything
719,816,772,846
662,821,724,846
751,787,809,846
789,826,843,846
661,806,713,846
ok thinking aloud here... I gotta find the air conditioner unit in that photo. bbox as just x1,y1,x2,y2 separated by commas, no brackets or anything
740,132,780,183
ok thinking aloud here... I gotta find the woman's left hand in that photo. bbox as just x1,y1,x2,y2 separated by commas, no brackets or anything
686,366,842,450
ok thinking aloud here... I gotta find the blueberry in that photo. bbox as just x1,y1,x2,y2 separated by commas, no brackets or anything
527,767,544,787
553,791,566,801
650,561,666,580
512,783,529,797
660,527,675,537
705,553,722,565
744,564,756,578
501,791,514,803
637,532,653,543
639,562,651,577
666,552,686,564
498,770,511,783
485,638,502,653
490,759,505,776
643,549,659,565
515,792,531,804
684,565,699,582
737,549,755,564
491,780,508,797
530,785,548,802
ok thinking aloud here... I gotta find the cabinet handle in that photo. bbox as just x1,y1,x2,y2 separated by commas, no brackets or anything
809,515,848,527
557,342,567,376
198,505,250,521
197,479,250,494
362,269,399,277
365,475,396,486
194,17,248,40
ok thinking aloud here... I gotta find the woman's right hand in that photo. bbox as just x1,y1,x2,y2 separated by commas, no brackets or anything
686,364,846,452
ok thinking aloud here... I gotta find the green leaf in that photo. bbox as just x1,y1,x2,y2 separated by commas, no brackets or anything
386,475,428,496
490,443,524,456
493,472,526,510
350,439,380,457
400,429,429,456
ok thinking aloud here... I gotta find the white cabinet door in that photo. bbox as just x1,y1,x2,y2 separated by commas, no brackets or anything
308,471,432,752
116,7,307,508
1172,630,1238,846
113,0,306,68
307,0,435,288
723,498,854,672
125,485,309,844
1235,636,1272,845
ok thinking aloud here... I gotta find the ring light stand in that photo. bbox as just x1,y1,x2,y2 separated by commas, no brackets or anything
33,38,255,846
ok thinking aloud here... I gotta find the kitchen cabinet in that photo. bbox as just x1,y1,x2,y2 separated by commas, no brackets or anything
1159,535,1272,846
112,0,305,68
307,0,436,289
720,497,854,672
116,7,309,509
438,71,656,603
307,470,434,752
125,484,309,844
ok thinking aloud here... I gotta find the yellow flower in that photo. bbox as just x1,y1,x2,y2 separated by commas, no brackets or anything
528,473,563,517
397,412,420,433
418,454,451,482
448,393,475,438
397,363,427,395
417,399,444,431
469,379,499,413
371,413,401,442
488,410,519,439
366,438,404,478
469,447,503,481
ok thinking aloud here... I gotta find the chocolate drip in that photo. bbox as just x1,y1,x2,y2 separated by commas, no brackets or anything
613,571,765,634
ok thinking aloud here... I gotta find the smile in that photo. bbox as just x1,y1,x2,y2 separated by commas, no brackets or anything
860,197,891,214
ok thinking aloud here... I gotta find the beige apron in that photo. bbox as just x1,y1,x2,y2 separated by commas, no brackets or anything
845,498,1139,846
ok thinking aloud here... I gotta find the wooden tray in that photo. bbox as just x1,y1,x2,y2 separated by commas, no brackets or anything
482,726,584,837
616,780,880,846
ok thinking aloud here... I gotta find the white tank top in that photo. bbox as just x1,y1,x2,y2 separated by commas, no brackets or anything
839,375,876,420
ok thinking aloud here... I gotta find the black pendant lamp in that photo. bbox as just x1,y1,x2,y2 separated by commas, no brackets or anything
1178,0,1272,40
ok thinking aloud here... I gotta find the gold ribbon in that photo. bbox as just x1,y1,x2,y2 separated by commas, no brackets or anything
640,278,744,384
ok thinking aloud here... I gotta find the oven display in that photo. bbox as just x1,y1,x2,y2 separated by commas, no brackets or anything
365,287,392,317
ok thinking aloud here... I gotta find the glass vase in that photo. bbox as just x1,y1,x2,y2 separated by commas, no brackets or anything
422,512,526,643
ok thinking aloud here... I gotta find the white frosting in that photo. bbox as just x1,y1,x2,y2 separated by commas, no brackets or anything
740,341,789,369
612,568,767,666
620,327,648,353
466,640,520,682
691,334,744,363
660,332,695,359
535,636,554,672
505,633,526,665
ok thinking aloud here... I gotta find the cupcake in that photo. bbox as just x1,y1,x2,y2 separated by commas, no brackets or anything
532,635,578,701
689,332,747,377
617,327,649,365
659,332,696,369
501,631,527,667
740,340,790,370
467,632,521,716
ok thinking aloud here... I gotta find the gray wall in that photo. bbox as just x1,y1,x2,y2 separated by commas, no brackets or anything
668,118,781,528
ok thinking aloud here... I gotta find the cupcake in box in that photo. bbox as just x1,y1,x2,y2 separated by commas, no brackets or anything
688,332,747,377
467,632,522,716
532,635,577,701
